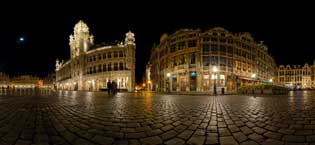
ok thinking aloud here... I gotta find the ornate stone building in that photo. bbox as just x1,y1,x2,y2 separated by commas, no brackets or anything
0,72,10,88
55,20,136,91
149,28,276,93
276,62,315,89
10,75,42,89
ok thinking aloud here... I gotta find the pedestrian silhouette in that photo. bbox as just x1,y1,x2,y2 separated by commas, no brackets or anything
107,80,112,96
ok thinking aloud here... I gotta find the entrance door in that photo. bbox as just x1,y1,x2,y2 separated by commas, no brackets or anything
190,72,197,91
181,77,186,91
172,77,177,91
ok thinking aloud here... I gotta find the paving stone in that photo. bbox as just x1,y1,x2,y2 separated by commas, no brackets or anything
188,124,198,130
282,135,305,143
160,130,178,140
161,124,174,132
121,127,136,133
164,137,185,145
146,129,163,136
14,140,32,145
206,133,218,144
264,131,282,140
228,125,240,133
112,140,128,145
73,138,95,145
60,131,77,143
140,136,163,145
252,127,266,134
240,126,253,135
194,129,206,136
225,120,234,125
174,125,187,132
240,140,259,145
199,123,208,129
248,133,264,143
246,122,256,128
286,143,308,145
91,135,114,145
218,122,227,128
219,128,231,136
172,121,182,127
307,135,315,142
187,136,205,145
129,140,140,145
20,130,34,140
295,130,313,135
33,134,49,143
265,125,279,132
177,130,193,140
125,132,146,139
233,132,247,142
220,136,239,145
278,128,295,135
52,136,69,145
262,139,284,145
207,126,218,133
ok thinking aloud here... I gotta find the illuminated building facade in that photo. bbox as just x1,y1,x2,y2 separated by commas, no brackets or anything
0,72,10,88
55,20,136,91
42,73,56,90
276,62,315,89
11,75,42,89
149,28,276,93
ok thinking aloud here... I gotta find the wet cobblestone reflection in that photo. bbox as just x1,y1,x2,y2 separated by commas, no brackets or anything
1,90,315,145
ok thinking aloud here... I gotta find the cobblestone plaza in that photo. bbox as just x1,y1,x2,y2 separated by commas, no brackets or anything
1,91,315,145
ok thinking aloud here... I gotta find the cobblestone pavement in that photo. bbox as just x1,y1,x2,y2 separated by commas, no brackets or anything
1,90,315,145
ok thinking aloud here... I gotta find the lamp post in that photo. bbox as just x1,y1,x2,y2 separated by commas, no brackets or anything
166,73,171,93
147,80,152,91
251,73,256,85
251,73,256,94
212,66,218,95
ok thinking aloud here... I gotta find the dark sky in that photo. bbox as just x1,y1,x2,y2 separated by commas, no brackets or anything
0,2,314,83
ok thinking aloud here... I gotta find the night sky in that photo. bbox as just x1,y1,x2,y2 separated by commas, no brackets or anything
0,2,314,83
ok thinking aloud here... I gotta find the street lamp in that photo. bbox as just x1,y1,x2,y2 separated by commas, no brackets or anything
251,73,256,86
212,66,218,95
166,73,171,93
147,80,152,91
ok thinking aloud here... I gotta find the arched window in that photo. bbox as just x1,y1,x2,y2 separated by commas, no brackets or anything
119,62,124,70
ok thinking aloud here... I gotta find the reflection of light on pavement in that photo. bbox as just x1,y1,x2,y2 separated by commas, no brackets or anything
86,92,92,103
289,91,294,97
115,93,123,98
71,91,77,98
144,92,152,112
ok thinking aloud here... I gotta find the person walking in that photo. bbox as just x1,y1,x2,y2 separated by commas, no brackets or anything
112,81,117,95
107,80,112,96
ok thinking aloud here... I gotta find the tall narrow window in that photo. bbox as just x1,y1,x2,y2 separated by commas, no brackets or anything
119,62,124,70
114,63,118,71
98,64,102,72
114,51,118,57
103,64,106,72
190,53,195,64
119,51,123,57
108,63,112,71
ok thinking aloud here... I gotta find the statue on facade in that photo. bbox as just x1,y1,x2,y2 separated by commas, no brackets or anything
55,59,64,71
